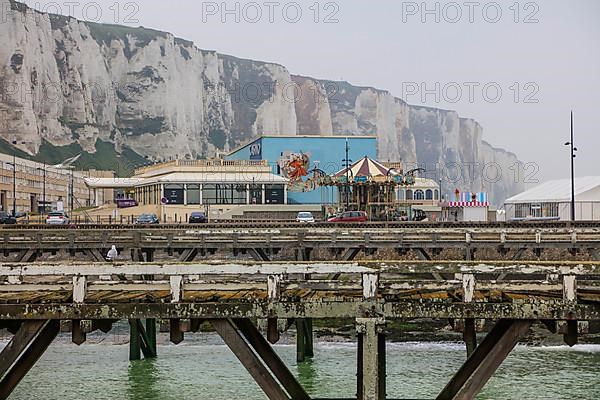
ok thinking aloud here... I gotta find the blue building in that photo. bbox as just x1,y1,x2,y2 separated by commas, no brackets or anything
227,135,377,204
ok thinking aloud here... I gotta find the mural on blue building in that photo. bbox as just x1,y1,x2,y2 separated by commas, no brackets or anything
227,136,378,204
278,151,315,192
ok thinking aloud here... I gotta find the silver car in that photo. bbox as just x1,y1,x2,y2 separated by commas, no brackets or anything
296,212,315,223
46,211,70,225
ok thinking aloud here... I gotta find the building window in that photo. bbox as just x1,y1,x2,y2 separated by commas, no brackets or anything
265,185,284,204
543,203,559,218
514,203,559,219
187,184,201,205
434,189,439,200
397,190,405,201
414,190,425,200
164,184,184,205
530,203,542,218
250,184,262,204
406,189,413,201
203,184,247,205
425,189,433,200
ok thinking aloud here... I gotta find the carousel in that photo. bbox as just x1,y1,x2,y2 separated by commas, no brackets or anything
318,156,419,220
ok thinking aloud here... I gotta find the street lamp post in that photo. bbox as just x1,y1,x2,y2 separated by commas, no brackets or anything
69,167,74,215
10,138,26,217
565,111,577,222
36,164,46,216
11,151,16,217
342,138,352,209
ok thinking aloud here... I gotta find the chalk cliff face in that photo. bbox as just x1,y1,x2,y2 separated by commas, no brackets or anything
0,0,522,203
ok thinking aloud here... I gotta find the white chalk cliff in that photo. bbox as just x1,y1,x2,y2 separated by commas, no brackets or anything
0,0,522,203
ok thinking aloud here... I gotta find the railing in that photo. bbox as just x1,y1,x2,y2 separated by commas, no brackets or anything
134,159,269,175
0,226,598,248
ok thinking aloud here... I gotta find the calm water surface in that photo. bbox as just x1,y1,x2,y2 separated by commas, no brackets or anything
4,333,600,400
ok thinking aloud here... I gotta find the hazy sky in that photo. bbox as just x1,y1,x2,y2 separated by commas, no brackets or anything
24,0,600,181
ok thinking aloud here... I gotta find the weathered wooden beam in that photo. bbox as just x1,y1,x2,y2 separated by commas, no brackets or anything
129,319,141,361
415,248,431,261
72,276,87,304
462,319,477,358
268,275,282,301
512,248,526,260
0,320,46,380
0,320,60,399
3,261,600,278
357,331,364,400
461,273,477,357
295,319,309,362
211,319,290,400
235,319,311,400
178,248,197,262
356,318,386,400
2,301,600,321
304,319,314,358
562,274,579,346
437,319,534,400
341,248,361,261
362,273,379,300
563,320,578,347
139,319,157,358
377,331,386,399
170,275,183,303
563,275,577,304
71,320,86,345
170,319,184,345
267,318,280,344
248,248,272,262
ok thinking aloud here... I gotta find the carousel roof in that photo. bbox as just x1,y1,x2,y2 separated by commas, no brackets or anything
335,156,399,178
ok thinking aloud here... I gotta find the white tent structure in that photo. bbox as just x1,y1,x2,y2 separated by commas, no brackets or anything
504,176,600,221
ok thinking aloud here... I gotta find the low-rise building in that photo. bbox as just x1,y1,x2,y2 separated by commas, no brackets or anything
0,152,113,214
85,159,290,220
504,176,600,221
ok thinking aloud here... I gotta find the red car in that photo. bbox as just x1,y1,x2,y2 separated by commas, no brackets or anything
327,211,368,223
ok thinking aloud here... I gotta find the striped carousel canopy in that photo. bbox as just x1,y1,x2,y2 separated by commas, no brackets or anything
335,156,398,178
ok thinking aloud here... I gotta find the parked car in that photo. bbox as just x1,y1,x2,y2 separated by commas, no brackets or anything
296,212,315,223
327,211,368,223
412,209,429,222
0,212,17,225
135,214,160,224
46,211,70,225
188,212,208,224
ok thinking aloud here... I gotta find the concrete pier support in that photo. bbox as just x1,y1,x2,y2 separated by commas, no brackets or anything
356,318,386,400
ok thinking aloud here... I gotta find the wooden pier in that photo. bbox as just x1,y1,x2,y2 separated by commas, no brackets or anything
1,260,600,399
0,225,599,263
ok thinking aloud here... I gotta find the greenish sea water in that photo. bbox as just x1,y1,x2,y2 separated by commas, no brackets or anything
4,334,600,400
